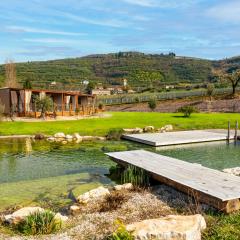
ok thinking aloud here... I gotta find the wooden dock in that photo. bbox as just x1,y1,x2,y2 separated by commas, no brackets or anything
106,150,240,213
123,130,232,146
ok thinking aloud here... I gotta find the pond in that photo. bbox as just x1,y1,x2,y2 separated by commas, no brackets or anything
0,138,149,212
1,138,239,212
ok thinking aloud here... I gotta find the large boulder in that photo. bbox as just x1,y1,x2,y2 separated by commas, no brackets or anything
54,132,65,138
73,133,83,142
77,186,110,204
143,126,155,133
126,214,206,240
4,207,44,225
223,167,240,176
164,125,173,132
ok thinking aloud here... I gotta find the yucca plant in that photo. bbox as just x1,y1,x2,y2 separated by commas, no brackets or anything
17,210,62,235
121,165,149,187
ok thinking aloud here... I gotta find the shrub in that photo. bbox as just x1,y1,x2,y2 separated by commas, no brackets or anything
148,98,157,111
99,191,129,212
178,105,198,117
122,165,149,188
98,102,104,110
16,210,62,235
107,128,124,141
108,220,134,240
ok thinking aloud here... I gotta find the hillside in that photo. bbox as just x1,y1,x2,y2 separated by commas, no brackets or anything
0,52,238,89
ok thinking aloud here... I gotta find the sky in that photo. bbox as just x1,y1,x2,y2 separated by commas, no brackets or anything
1,0,240,63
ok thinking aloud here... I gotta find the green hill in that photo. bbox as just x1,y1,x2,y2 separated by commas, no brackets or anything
0,52,238,89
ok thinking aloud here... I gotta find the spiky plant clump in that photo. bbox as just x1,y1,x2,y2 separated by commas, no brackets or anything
17,210,62,235
121,165,149,187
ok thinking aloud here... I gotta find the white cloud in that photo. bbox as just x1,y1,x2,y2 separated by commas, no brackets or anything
58,12,126,28
121,0,202,8
206,1,240,23
23,38,77,44
6,26,86,36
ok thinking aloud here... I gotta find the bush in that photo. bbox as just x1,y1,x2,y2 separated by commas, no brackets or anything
98,102,104,110
16,210,62,235
148,98,157,111
99,191,129,212
107,128,124,141
178,105,198,117
108,220,134,240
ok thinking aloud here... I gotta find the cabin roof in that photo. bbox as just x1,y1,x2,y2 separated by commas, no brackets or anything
0,87,94,97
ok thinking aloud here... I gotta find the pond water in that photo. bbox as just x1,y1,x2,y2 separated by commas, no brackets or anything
0,138,149,211
1,138,239,212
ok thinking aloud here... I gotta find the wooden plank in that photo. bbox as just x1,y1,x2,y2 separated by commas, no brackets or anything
123,130,233,147
106,150,240,213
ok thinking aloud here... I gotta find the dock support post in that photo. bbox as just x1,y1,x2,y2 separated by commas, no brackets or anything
227,121,230,143
234,121,238,144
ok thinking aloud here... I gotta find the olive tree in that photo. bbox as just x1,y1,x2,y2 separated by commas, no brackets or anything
221,70,240,97
207,83,215,101
148,98,157,111
35,96,53,119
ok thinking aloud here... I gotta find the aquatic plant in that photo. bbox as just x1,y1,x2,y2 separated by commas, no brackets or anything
121,165,149,187
108,220,134,240
107,128,124,141
16,210,62,235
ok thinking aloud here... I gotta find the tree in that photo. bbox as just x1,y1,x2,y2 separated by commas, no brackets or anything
35,96,53,119
4,59,19,88
206,83,215,101
148,99,157,111
178,105,198,117
86,81,96,94
221,70,240,97
23,79,32,89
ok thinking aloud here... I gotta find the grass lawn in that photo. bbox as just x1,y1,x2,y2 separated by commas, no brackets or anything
0,112,240,136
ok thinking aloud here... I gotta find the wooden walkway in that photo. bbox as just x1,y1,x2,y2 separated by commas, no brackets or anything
106,150,240,213
123,130,232,146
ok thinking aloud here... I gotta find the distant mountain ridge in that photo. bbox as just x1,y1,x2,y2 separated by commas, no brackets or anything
0,52,239,88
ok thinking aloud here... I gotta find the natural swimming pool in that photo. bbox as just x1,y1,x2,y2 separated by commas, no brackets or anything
0,138,239,211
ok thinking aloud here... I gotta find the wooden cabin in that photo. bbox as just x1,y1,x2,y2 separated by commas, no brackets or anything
0,87,97,117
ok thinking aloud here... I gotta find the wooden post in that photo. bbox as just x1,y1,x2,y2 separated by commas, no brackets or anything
227,121,230,143
61,93,64,116
234,121,238,143
23,90,26,117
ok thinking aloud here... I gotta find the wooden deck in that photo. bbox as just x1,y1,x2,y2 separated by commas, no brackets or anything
123,130,232,146
106,150,240,213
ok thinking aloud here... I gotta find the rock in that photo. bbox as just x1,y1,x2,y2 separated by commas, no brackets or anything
126,215,206,240
143,126,155,132
70,205,81,214
123,128,143,134
47,137,56,142
73,133,82,142
114,183,133,191
164,124,173,131
61,140,68,145
223,167,240,176
54,213,68,222
4,207,44,225
96,136,107,141
65,135,73,142
34,133,45,140
77,186,110,204
82,136,96,141
54,132,65,138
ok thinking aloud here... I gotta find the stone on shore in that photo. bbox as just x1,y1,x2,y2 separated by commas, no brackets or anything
77,186,110,204
164,124,173,131
65,134,73,142
223,167,240,176
114,183,133,191
123,128,143,134
54,132,65,138
34,133,45,140
47,137,56,142
73,133,82,142
4,207,44,225
126,214,206,240
143,126,155,133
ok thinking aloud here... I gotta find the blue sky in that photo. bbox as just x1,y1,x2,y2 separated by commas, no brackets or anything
1,0,240,63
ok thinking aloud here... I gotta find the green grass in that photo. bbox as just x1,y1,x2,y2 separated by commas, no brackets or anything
0,112,240,135
0,112,240,136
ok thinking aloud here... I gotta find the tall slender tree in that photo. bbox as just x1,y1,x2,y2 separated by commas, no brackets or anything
4,59,19,88
221,70,240,97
